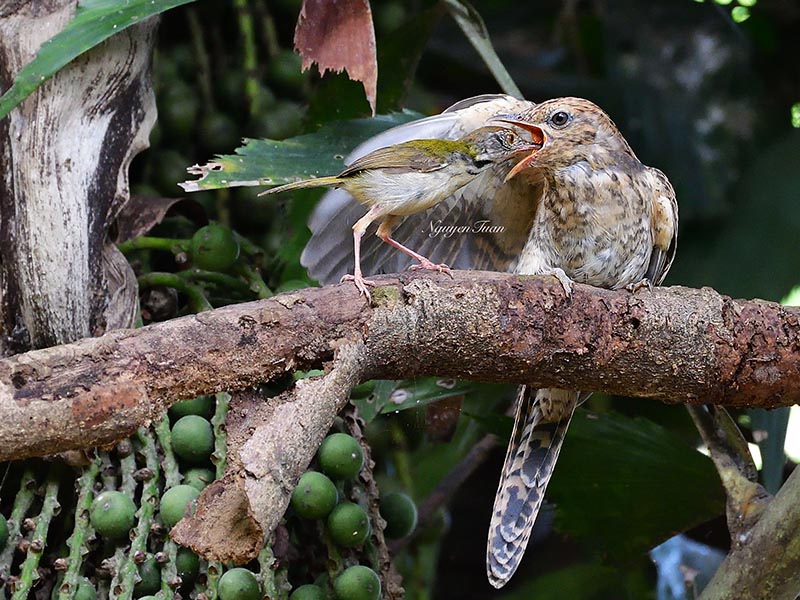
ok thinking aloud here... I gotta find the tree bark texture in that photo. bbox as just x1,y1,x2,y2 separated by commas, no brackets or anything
0,271,798,462
0,2,157,353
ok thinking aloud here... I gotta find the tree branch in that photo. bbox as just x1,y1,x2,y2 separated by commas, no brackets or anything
1,270,798,461
699,463,800,600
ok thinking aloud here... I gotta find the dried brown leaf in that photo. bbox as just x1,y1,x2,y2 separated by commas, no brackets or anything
294,0,377,115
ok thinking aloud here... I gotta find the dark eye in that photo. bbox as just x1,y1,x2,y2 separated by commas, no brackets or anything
550,111,570,128
504,131,516,144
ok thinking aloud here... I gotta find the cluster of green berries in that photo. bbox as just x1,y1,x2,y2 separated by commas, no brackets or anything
288,432,418,600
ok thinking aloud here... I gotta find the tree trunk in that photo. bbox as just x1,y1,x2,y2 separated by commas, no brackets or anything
0,1,157,353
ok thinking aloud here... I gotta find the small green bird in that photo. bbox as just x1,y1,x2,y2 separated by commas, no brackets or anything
259,125,540,298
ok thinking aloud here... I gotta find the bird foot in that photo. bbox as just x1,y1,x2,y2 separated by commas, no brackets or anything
542,267,573,298
341,273,376,301
408,259,453,278
625,278,653,294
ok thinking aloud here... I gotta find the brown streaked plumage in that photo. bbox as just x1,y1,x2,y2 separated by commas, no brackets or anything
487,97,677,588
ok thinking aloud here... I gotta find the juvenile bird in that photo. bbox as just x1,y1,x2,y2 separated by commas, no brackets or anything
260,125,541,298
485,97,678,588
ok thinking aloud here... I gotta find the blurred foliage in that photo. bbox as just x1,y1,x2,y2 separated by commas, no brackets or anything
2,0,800,598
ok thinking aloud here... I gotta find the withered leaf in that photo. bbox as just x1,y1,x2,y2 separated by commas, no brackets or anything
294,0,378,115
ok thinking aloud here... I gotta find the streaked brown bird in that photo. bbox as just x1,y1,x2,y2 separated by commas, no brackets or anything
299,94,678,588
485,97,677,587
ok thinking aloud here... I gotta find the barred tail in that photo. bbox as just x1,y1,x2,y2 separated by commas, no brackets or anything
486,386,578,588
257,176,343,197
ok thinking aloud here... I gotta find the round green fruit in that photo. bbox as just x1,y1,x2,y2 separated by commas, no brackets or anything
291,471,337,519
171,415,215,464
160,485,200,529
218,567,260,600
189,223,240,272
327,502,370,548
134,556,161,596
176,547,200,584
169,395,215,419
290,584,326,600
318,433,364,481
73,578,97,600
183,467,215,491
380,492,418,539
89,491,136,540
334,565,381,600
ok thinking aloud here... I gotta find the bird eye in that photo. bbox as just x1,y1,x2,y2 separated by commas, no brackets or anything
504,131,516,144
549,111,570,128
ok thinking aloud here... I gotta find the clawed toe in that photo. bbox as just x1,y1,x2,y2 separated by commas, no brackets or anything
625,278,652,294
544,267,573,298
341,273,376,300
408,260,452,278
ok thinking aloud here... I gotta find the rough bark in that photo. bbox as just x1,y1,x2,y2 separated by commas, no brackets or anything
0,270,798,463
0,2,156,353
699,464,800,600
170,343,367,563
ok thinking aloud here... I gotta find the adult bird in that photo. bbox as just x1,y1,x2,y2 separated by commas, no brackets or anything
262,124,541,299
300,94,678,588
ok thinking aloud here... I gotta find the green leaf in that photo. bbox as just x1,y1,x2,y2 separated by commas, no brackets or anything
0,0,196,120
548,411,725,559
180,112,421,192
442,0,523,99
496,562,638,600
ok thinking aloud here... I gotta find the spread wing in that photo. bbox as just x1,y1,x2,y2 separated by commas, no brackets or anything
301,94,541,283
645,167,678,285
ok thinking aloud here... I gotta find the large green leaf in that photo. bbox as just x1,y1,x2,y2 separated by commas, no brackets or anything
497,562,650,600
179,112,421,192
548,411,725,559
0,0,196,120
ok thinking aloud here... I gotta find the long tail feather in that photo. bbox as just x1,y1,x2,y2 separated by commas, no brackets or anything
258,176,343,197
486,386,578,588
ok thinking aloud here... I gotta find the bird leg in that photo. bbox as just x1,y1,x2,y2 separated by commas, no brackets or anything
341,207,381,300
625,278,653,294
376,216,452,277
541,267,574,298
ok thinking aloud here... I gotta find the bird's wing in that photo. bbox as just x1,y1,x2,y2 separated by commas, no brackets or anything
645,167,679,285
301,94,539,283
486,386,581,588
338,144,448,177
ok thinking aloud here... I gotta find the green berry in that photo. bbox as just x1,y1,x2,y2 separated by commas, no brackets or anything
380,492,418,539
290,584,326,600
0,513,8,551
291,471,337,519
171,415,215,464
160,485,200,529
183,467,216,491
318,433,364,480
176,547,200,584
134,556,161,596
170,395,215,419
189,223,240,272
327,502,370,548
334,565,381,600
218,567,260,600
74,578,97,600
89,491,136,540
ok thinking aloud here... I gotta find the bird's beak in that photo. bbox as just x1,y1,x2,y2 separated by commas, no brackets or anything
493,118,546,182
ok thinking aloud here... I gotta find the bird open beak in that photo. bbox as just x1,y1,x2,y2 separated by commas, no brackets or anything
492,118,546,182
